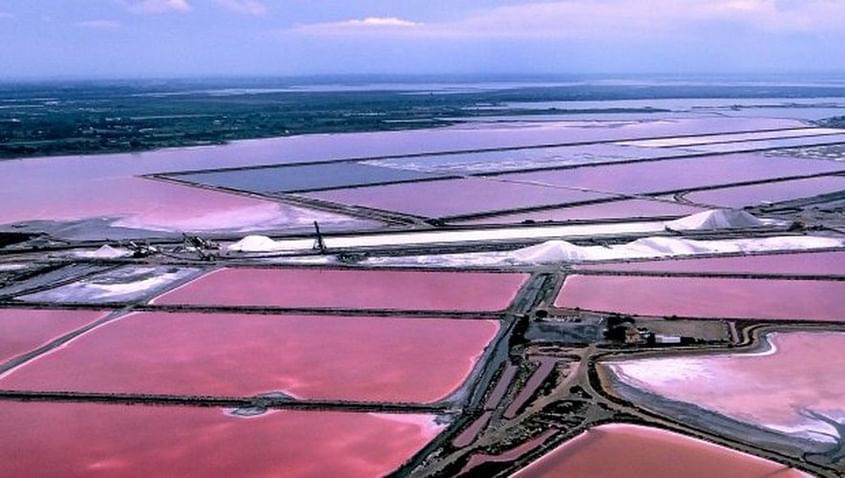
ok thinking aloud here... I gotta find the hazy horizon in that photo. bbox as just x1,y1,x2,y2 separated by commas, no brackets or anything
5,72,845,84
2,1,845,79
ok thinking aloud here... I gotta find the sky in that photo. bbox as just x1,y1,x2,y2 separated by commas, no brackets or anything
1,0,845,78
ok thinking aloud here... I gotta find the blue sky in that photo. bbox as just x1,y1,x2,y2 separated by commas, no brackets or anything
1,0,844,78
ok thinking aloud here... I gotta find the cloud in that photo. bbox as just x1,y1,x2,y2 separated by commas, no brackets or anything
341,17,420,28
75,20,123,30
289,0,845,39
293,17,422,35
126,0,191,14
0,12,14,20
215,0,267,16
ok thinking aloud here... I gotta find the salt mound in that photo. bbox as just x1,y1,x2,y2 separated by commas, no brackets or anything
731,236,843,252
73,245,131,259
510,240,589,263
623,237,721,255
665,209,765,231
227,235,280,252
510,237,722,264
504,234,841,265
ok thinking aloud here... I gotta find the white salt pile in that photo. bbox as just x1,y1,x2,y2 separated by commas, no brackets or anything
506,240,590,263
665,209,768,231
72,245,132,259
228,235,283,252
357,235,843,267
509,235,841,264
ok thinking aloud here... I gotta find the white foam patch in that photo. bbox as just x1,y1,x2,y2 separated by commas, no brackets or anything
20,267,200,303
610,358,717,388
762,418,844,444
80,275,179,300
367,413,446,437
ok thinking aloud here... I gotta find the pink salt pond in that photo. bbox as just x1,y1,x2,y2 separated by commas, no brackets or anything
0,401,442,478
0,309,108,365
305,177,615,219
1,175,363,233
0,312,499,403
497,153,845,195
578,251,845,275
684,175,845,208
605,332,845,444
513,424,808,478
0,116,802,183
0,117,805,229
152,268,528,312
555,275,845,321
452,199,706,225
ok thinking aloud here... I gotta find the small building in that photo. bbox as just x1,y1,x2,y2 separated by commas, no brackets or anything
655,334,682,345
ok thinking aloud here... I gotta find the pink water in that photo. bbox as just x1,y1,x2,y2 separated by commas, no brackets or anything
513,424,808,478
556,275,845,321
153,268,528,311
578,251,845,275
453,199,706,225
0,312,499,403
0,402,442,478
306,178,615,219
460,430,558,476
606,332,845,443
1,175,362,232
498,154,845,195
485,363,518,409
3,117,802,228
452,411,493,448
504,357,557,419
2,117,801,179
684,175,845,208
0,309,108,364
